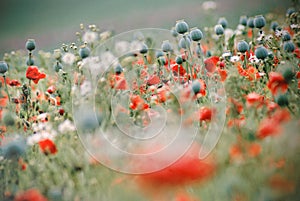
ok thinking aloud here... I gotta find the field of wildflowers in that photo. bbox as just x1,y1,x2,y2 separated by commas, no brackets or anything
0,1,300,201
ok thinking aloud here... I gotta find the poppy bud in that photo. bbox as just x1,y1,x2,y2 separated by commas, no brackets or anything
0,61,8,74
161,40,172,52
190,28,203,41
286,7,296,17
283,41,295,53
247,17,255,28
214,24,224,35
79,46,90,59
237,40,249,53
218,17,228,29
255,46,268,60
25,39,36,51
254,15,266,29
239,16,248,26
175,20,189,34
155,50,164,58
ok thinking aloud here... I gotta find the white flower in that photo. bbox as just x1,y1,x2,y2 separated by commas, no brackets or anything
80,80,92,96
230,55,240,63
83,31,98,43
82,56,103,75
100,31,112,40
224,28,234,44
130,40,143,52
27,122,57,146
202,1,217,10
58,119,76,133
62,52,76,65
222,51,232,58
249,54,259,63
100,51,117,68
115,41,130,55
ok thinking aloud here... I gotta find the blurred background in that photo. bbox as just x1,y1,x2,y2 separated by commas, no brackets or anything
0,0,291,57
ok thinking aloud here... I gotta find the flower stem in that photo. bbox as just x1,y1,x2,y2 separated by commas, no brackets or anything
3,75,10,102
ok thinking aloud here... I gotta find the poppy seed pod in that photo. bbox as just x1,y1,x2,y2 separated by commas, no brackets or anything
26,39,36,51
175,20,189,34
214,24,224,35
239,16,248,26
282,67,295,83
26,58,34,66
254,15,266,29
54,62,63,72
179,37,191,49
155,50,164,58
192,80,201,94
190,28,203,41
237,40,249,53
255,46,268,60
286,7,296,17
0,61,8,74
114,64,123,74
79,46,90,59
139,43,148,54
175,55,183,64
247,17,255,28
161,40,172,52
282,31,291,41
218,17,228,29
275,94,289,107
3,138,27,160
283,41,295,53
171,27,179,37
270,21,279,32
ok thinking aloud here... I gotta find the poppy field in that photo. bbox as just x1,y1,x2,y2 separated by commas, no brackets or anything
0,2,300,201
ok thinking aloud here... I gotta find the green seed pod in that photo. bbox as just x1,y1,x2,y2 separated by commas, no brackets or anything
218,17,228,29
139,43,148,54
161,40,172,52
270,21,279,32
0,61,8,74
214,24,224,35
239,15,248,26
255,46,268,60
283,41,295,53
192,80,201,94
247,17,255,28
26,58,34,66
175,55,183,64
114,64,123,74
54,62,63,72
175,20,189,34
282,31,291,41
282,67,295,83
26,39,36,51
254,15,266,29
79,46,90,59
275,94,289,107
237,40,249,53
171,27,179,37
179,37,191,49
190,28,203,41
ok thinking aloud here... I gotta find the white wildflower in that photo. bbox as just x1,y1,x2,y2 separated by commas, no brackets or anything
202,1,217,10
100,51,118,68
130,40,143,52
62,52,76,65
230,55,240,63
83,31,98,43
80,80,92,96
58,119,76,133
115,41,130,55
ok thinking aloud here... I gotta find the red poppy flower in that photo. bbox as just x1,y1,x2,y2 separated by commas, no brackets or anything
47,85,56,94
246,92,263,107
147,75,160,85
26,66,46,84
136,143,215,193
218,69,227,82
269,174,295,193
267,72,288,95
129,94,149,110
38,139,57,155
8,79,21,87
198,106,213,121
14,188,48,201
247,143,261,157
171,62,186,76
257,118,281,139
204,56,219,72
